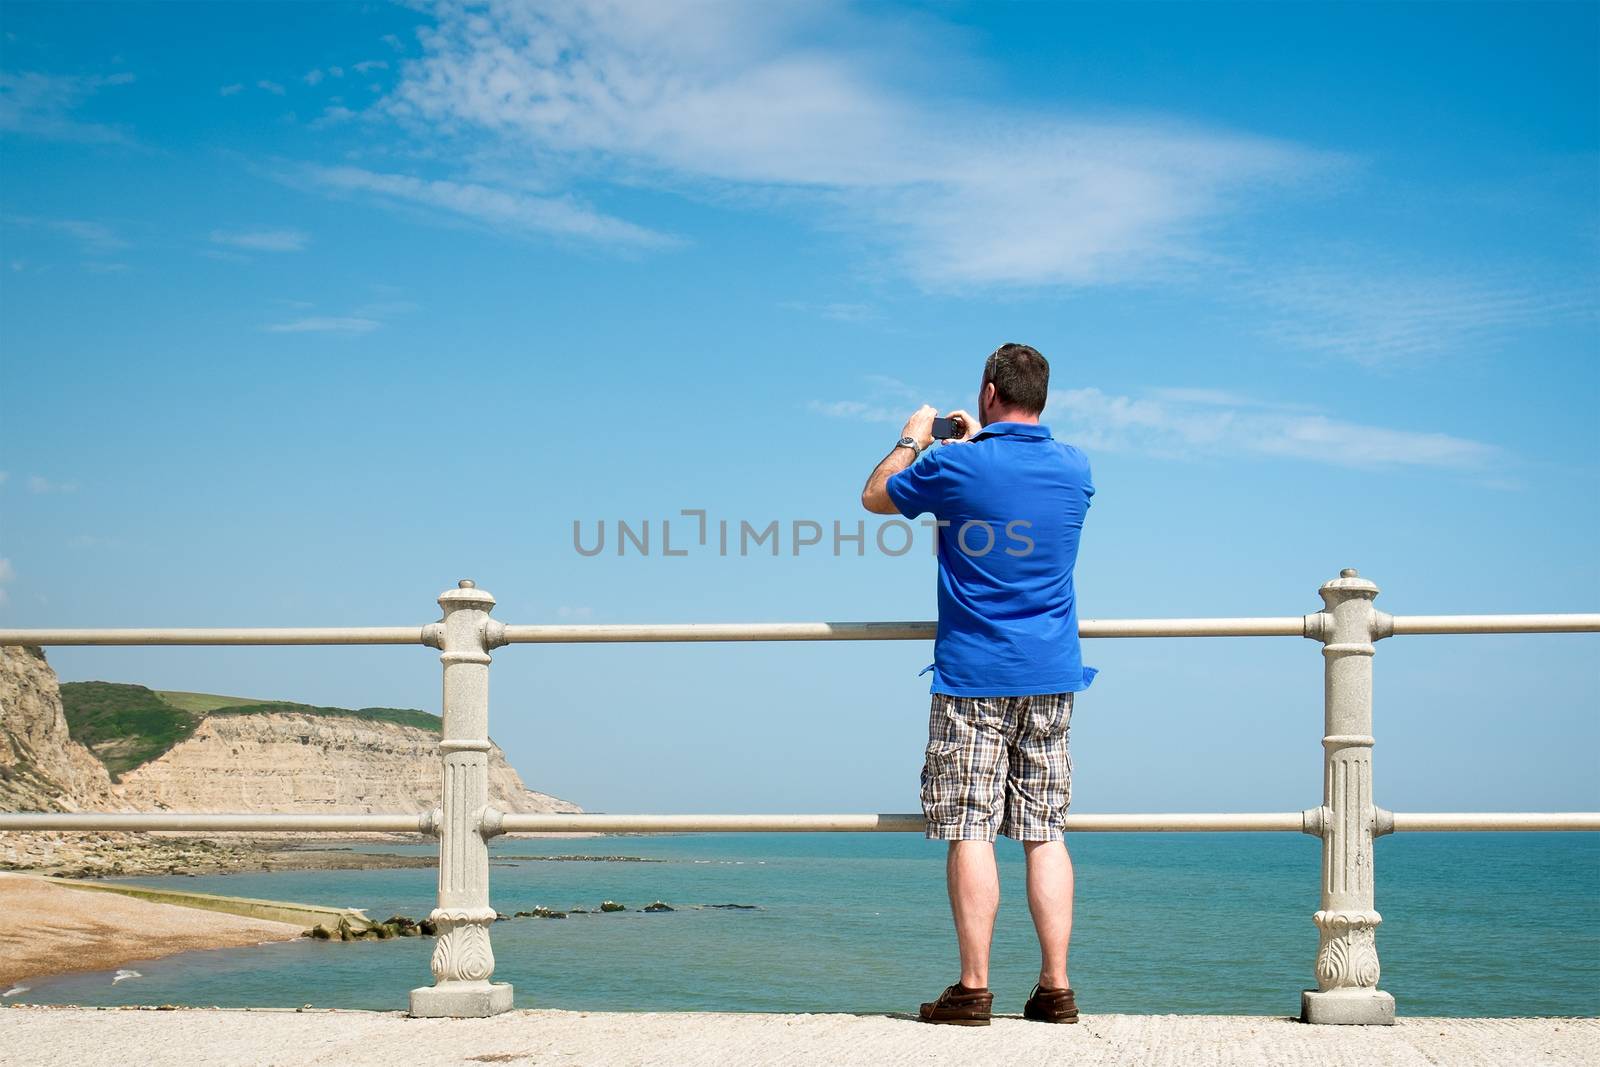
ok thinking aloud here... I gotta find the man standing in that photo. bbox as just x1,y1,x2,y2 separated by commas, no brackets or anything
861,343,1095,1027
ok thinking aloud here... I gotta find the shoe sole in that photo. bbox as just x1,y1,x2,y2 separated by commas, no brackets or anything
919,1017,991,1026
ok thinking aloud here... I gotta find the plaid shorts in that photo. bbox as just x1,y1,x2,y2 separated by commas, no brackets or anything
920,692,1075,843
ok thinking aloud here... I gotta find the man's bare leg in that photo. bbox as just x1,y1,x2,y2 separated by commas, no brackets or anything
946,840,999,988
1023,839,1075,988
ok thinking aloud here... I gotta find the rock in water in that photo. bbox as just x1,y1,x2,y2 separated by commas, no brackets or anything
643,901,674,913
599,900,626,913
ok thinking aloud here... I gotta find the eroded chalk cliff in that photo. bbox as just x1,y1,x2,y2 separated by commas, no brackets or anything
0,646,114,813
112,710,578,816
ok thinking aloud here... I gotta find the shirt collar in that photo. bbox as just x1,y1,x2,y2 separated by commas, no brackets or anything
972,421,1053,441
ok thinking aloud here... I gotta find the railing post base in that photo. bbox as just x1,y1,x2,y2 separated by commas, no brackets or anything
1301,987,1396,1026
409,981,514,1019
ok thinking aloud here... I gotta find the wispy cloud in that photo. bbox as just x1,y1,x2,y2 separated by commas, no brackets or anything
310,105,359,128
0,70,135,144
353,60,389,74
805,398,907,424
368,2,1329,287
256,80,286,96
298,164,677,248
810,381,1501,471
261,288,416,335
27,475,79,493
4,215,128,254
1243,266,1594,366
1047,386,1499,470
220,83,244,97
209,228,309,253
782,301,875,323
0,557,13,605
804,373,948,425
263,316,381,335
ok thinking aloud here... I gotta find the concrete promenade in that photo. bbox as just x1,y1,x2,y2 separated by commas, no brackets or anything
1,1006,1595,1066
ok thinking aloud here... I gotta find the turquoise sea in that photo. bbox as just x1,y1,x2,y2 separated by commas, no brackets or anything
10,833,1598,1018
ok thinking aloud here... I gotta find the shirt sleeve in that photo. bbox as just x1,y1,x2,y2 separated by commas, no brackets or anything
885,448,947,518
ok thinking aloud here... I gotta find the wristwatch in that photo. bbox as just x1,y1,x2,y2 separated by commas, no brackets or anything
895,436,923,458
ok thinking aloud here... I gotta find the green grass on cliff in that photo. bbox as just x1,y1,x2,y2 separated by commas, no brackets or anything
155,690,268,715
59,683,442,778
59,682,202,778
206,702,442,732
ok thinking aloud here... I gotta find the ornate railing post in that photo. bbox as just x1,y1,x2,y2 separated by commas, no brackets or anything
1302,568,1395,1024
409,579,513,1018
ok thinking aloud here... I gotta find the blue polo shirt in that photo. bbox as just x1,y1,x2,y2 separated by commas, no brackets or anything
886,422,1095,697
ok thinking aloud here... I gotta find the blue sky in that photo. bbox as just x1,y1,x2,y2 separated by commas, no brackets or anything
1,1,1596,816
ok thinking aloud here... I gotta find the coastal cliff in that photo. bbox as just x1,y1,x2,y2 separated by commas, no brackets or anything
0,645,580,875
0,646,114,813
112,709,577,816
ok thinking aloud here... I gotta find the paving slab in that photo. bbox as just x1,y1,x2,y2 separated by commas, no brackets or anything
1,1006,1596,1067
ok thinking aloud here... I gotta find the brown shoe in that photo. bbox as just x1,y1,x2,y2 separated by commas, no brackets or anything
919,983,993,1026
1023,982,1078,1023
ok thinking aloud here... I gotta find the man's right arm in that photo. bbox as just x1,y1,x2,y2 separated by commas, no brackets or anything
861,405,937,515
861,446,918,515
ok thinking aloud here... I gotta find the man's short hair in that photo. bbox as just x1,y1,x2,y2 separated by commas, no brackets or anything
983,343,1049,415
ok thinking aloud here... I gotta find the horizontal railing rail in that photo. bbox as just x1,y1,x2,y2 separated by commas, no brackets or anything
489,810,1600,835
0,812,437,833
9,810,1594,836
2,571,1596,1024
1387,812,1600,832
4,613,1596,647
0,626,426,646
1387,614,1600,635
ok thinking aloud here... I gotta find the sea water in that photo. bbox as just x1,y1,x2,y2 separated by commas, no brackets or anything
13,832,1598,1017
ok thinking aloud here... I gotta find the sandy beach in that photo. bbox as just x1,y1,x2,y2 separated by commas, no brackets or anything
0,872,303,988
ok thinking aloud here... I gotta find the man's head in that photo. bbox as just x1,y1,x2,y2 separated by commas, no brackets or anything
978,343,1049,425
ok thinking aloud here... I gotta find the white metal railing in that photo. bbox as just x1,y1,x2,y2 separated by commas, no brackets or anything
0,813,437,833
20,611,1593,646
0,568,1596,1024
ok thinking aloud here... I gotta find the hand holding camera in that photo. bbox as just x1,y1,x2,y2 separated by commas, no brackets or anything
901,406,978,451
934,409,977,443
